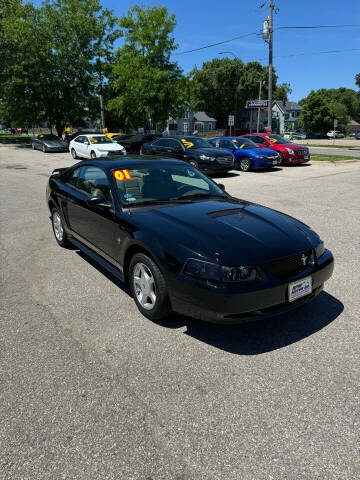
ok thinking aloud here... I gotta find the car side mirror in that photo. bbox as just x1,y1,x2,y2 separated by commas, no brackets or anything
217,183,226,191
176,146,184,152
84,140,90,145
87,196,112,208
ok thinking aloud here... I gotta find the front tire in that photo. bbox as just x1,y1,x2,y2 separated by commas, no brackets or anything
189,159,199,169
239,157,251,172
32,143,36,150
71,148,78,159
51,207,71,248
90,151,96,159
129,253,171,320
42,144,47,153
278,152,284,165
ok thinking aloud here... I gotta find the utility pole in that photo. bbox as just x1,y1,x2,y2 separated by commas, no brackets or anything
267,0,273,130
257,80,263,133
99,93,105,131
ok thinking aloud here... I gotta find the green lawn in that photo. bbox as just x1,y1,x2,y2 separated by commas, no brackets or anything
311,154,360,162
303,144,358,149
0,134,31,144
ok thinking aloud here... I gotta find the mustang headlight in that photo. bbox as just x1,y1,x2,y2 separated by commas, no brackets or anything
286,148,295,155
183,259,259,282
315,241,325,258
199,154,215,161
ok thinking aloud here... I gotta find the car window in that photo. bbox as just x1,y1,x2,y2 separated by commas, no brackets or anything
66,167,82,187
75,136,84,143
88,135,113,144
247,136,264,144
208,139,220,148
220,139,234,149
168,139,182,149
77,166,111,200
152,139,169,147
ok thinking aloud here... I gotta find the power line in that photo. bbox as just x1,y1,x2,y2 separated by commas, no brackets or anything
257,47,360,62
173,24,360,56
174,32,259,56
276,24,360,30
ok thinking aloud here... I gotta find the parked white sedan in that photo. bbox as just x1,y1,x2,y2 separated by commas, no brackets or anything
326,130,344,138
69,134,126,159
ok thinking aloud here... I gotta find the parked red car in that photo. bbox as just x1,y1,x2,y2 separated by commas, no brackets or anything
242,133,310,165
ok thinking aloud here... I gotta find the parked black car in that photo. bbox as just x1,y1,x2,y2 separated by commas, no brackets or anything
46,157,334,323
142,136,234,174
113,134,162,153
31,134,68,153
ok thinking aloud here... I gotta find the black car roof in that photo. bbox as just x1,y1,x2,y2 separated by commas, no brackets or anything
73,156,187,171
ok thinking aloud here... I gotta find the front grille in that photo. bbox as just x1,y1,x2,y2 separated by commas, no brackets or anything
216,157,233,165
296,149,308,156
262,249,313,280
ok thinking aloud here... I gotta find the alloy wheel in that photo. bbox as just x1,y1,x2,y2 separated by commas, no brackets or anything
240,158,251,171
52,211,64,242
133,262,157,310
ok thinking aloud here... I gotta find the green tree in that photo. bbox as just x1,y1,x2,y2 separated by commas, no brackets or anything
299,87,359,133
0,0,119,135
108,5,184,130
189,58,290,128
356,74,360,89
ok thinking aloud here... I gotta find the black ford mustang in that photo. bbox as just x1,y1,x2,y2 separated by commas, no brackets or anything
46,157,334,323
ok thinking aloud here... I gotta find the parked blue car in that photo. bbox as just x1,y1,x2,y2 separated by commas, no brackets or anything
208,136,280,171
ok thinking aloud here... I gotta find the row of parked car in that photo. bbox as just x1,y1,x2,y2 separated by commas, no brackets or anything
31,131,311,173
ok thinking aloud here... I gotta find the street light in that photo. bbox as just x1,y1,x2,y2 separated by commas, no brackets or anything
218,51,241,135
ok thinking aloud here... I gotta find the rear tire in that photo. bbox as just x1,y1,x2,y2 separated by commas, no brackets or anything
240,157,251,172
51,207,71,248
71,148,78,159
129,253,171,321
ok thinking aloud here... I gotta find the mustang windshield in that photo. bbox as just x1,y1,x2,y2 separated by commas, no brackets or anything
113,164,227,206
89,136,113,144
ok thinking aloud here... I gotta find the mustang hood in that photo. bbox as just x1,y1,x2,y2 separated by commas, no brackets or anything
131,199,319,265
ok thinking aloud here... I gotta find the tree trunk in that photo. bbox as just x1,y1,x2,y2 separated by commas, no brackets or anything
55,123,64,137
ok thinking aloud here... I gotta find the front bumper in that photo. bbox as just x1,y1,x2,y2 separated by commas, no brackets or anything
167,249,334,324
285,156,310,164
200,161,235,174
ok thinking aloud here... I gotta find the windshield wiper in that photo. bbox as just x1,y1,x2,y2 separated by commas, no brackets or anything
175,193,227,200
125,198,187,207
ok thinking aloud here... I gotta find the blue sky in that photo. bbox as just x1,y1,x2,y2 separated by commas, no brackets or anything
34,0,360,100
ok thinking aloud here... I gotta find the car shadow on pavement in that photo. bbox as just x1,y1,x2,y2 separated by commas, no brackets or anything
162,291,343,355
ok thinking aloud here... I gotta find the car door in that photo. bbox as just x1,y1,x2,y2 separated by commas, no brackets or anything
150,138,170,154
65,165,117,259
167,139,186,159
73,136,86,157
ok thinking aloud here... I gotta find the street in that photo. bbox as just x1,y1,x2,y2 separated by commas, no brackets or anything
1,145,359,479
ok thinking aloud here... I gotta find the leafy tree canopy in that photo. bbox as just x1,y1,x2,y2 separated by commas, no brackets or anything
108,5,184,130
299,88,359,133
189,57,291,128
0,0,119,134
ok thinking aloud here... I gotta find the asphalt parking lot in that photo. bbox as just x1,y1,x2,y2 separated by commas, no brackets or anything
1,145,359,479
